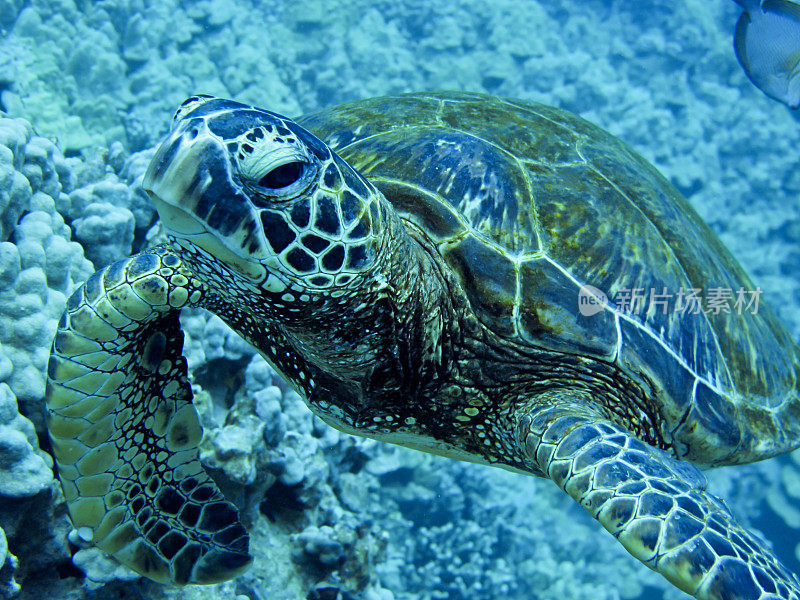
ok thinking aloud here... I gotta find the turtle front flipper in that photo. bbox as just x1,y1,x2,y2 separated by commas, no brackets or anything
45,248,252,585
516,402,800,600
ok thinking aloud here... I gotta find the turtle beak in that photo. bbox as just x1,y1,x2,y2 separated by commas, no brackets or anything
143,125,213,237
143,121,270,282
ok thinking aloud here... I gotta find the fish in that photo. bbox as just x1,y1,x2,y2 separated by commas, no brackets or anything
732,0,800,108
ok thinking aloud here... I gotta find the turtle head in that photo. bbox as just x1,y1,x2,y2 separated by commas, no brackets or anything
143,95,386,295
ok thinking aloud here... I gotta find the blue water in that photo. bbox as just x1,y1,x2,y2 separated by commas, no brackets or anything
0,1,798,599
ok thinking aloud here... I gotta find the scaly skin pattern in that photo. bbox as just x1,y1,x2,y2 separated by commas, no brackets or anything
46,248,251,584
44,94,800,598
517,403,800,600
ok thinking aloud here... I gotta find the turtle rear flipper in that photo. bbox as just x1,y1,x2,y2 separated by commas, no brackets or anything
46,249,252,585
516,401,800,600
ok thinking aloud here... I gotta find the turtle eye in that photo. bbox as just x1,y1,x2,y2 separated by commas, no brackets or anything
258,161,306,189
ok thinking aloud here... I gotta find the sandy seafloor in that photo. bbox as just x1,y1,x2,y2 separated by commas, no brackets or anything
0,0,798,599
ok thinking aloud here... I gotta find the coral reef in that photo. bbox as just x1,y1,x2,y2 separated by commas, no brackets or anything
0,1,796,600
0,113,95,427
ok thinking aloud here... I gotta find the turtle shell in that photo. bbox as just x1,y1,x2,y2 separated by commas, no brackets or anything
297,91,800,465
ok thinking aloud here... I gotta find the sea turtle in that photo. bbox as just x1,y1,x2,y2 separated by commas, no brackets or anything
45,92,800,599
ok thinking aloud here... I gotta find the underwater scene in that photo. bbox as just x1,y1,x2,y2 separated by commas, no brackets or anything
1,0,800,599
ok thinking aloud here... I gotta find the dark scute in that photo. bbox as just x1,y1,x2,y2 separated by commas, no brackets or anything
179,503,202,527
345,245,368,269
624,450,672,479
127,484,142,499
259,161,305,189
676,495,705,520
638,491,674,518
302,233,330,254
213,523,248,546
619,320,694,417
132,541,169,580
179,95,207,107
649,479,680,495
191,485,216,502
141,463,155,480
554,425,598,458
635,520,661,554
617,480,647,496
695,382,741,449
198,501,240,532
340,190,361,224
131,496,145,514
443,236,517,337
246,128,264,142
603,497,636,529
673,381,741,464
322,245,345,271
179,477,198,492
310,275,330,286
207,108,288,140
339,125,523,240
594,461,642,489
162,253,180,267
157,487,185,515
574,442,621,472
171,543,203,585
661,510,704,551
83,269,103,301
150,135,182,180
368,201,380,227
142,331,167,373
704,558,760,600
145,520,170,543
708,513,729,533
260,210,296,253
215,547,253,571
197,148,250,235
206,188,250,235
284,120,330,160
323,163,341,189
158,531,188,560
103,258,128,289
290,201,311,228
126,253,159,279
343,166,369,199
753,567,777,594
374,180,464,241
517,258,617,356
333,153,367,195
228,534,250,554
729,531,755,554
286,248,316,273
346,220,367,240
136,507,153,526
314,195,340,235
187,171,210,219
46,357,61,381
